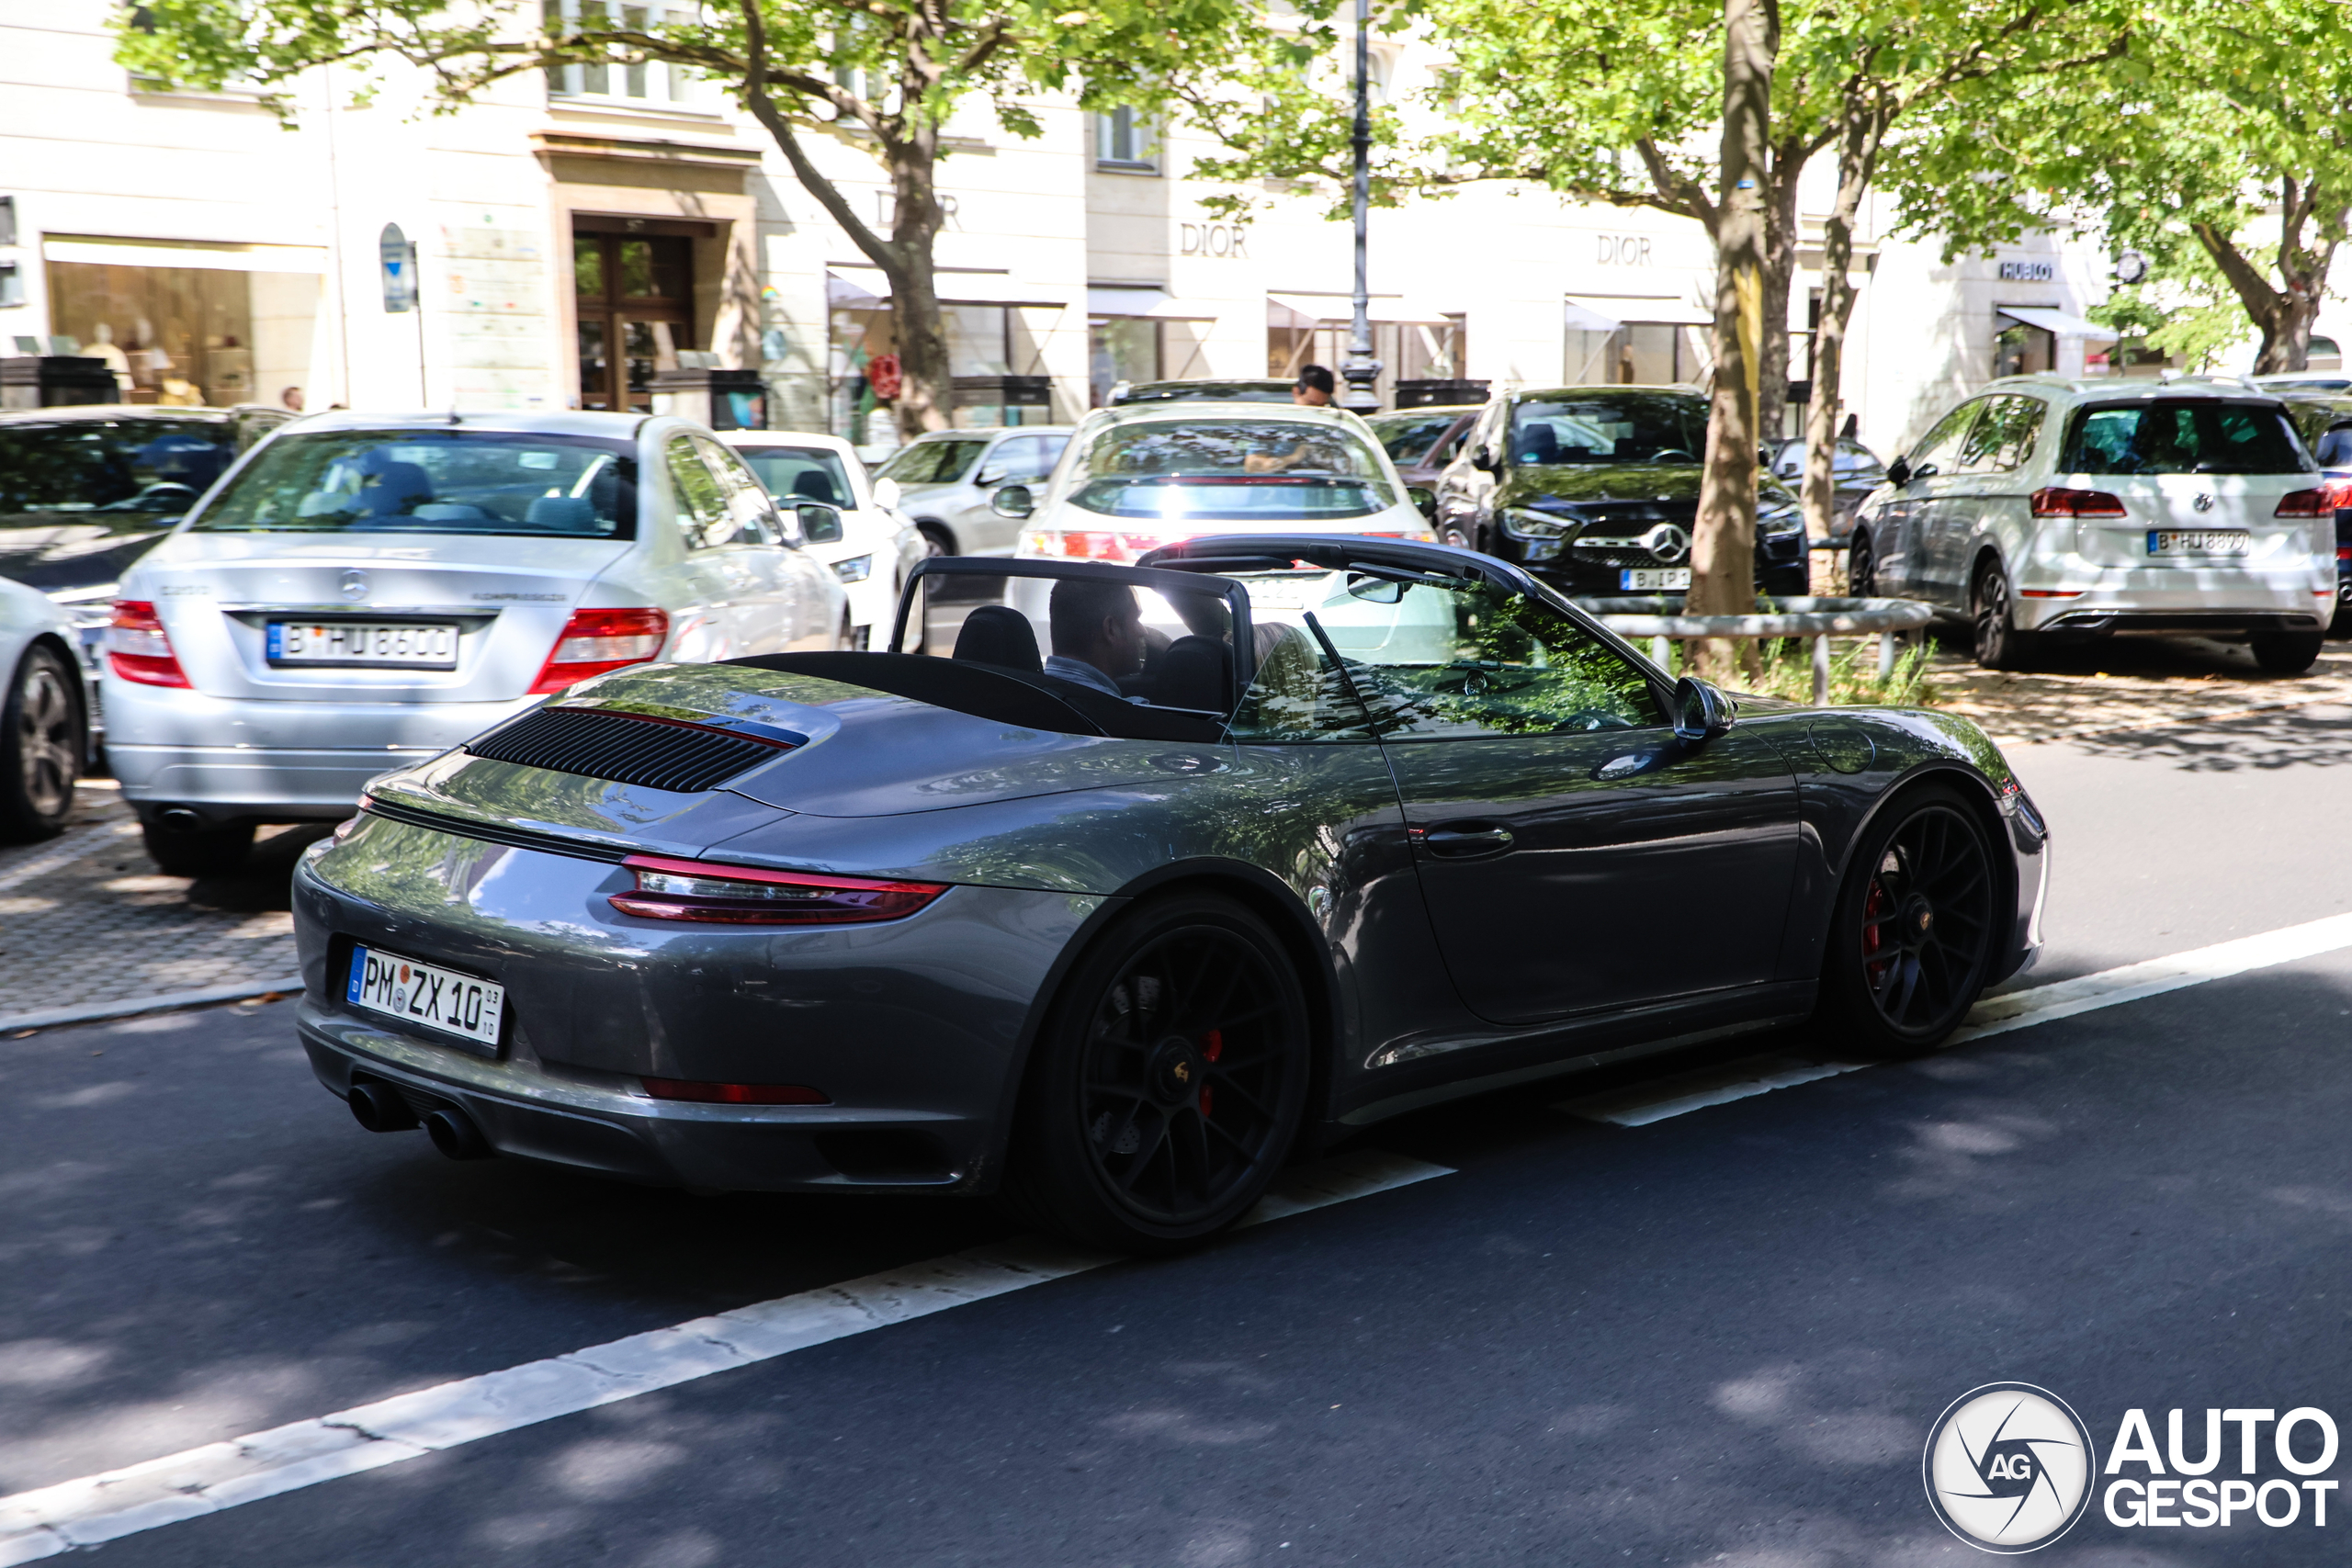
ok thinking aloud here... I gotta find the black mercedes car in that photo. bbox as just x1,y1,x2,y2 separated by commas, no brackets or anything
1434,388,1808,598
288,536,2046,1253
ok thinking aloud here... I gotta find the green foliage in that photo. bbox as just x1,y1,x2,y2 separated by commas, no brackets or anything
1653,634,1941,708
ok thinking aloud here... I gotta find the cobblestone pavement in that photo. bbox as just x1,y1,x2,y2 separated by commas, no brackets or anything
0,783,328,1021
2,635,2348,1020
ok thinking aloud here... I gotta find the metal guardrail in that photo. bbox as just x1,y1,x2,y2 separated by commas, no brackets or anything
1575,595,1937,705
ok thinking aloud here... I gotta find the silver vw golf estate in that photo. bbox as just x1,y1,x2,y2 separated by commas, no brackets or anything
103,411,847,874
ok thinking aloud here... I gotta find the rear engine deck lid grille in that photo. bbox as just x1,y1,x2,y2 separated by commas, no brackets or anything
466,704,798,793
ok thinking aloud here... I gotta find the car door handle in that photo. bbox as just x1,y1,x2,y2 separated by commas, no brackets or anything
1415,824,1516,859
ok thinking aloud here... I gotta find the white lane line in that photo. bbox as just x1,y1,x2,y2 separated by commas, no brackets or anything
0,1149,1450,1565
1559,910,2352,1127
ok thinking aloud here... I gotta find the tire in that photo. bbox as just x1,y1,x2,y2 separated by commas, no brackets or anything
1848,533,1877,598
916,522,955,558
833,612,856,651
1005,892,1312,1253
141,819,255,877
0,643,83,841
2250,630,2324,674
1817,786,2000,1059
1971,558,2037,671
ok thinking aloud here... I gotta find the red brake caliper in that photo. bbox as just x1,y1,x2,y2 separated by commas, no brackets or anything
1200,1028,1222,1116
1861,881,1890,982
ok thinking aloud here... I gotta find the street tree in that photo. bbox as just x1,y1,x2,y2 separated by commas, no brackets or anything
1888,0,2352,375
118,0,1292,437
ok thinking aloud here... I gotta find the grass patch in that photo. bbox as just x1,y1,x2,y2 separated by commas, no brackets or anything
1648,635,1942,707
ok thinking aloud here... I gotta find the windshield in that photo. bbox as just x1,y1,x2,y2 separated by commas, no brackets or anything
1510,394,1706,466
2059,400,2313,477
1366,412,1464,466
0,419,237,514
735,446,855,508
876,438,989,486
192,430,637,536
1069,420,1396,522
1771,440,1884,480
1112,382,1295,405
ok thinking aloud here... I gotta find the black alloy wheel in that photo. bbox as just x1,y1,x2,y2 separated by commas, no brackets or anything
1009,892,1310,1252
1819,787,1998,1058
1,644,83,840
1972,558,2037,671
1848,533,1877,597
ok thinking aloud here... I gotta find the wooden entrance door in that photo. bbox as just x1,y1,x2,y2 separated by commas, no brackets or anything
574,231,695,412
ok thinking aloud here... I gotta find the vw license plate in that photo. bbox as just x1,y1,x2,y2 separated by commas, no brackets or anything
268,621,459,666
346,944,505,1052
2147,530,2250,557
1621,568,1692,591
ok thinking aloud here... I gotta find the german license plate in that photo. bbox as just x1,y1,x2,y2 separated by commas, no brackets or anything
345,944,504,1052
268,621,458,666
2146,530,2250,557
1621,568,1691,590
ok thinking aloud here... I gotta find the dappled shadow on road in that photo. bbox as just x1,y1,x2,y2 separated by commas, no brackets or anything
2060,701,2352,773
66,964,2352,1567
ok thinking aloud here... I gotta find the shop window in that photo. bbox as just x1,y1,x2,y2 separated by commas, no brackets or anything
1095,107,1157,173
0,261,20,310
46,259,319,408
1994,320,2054,378
573,227,694,412
2311,335,2344,372
543,0,695,102
1265,314,1465,405
1091,317,1160,406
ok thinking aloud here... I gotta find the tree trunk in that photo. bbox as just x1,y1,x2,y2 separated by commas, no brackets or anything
878,132,952,441
1802,114,1884,554
1688,0,1777,671
2193,193,2338,377
1754,142,1804,446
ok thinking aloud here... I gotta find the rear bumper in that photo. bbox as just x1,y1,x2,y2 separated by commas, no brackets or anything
2011,562,2332,635
103,680,537,818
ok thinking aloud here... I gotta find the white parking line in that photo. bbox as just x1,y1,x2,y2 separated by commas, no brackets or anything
0,1149,1450,1565
1559,910,2352,1127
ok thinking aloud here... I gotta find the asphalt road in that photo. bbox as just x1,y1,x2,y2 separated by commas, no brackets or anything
8,705,2352,1565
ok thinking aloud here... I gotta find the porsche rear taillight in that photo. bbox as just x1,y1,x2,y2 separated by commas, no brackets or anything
608,853,950,925
105,600,190,687
2029,487,2128,519
529,607,668,694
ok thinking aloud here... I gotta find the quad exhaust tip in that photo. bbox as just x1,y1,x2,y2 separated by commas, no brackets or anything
348,1080,419,1133
422,1105,496,1160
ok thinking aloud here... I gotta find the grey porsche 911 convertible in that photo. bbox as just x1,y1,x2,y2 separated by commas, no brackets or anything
289,535,2048,1251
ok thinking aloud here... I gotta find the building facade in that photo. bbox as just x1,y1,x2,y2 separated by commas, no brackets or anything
4,1,2199,464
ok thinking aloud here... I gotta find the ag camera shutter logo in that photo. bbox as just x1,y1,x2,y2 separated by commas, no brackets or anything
1923,1383,2097,1552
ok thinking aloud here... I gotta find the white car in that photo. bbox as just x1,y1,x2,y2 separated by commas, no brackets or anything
1,574,85,840
1849,376,2334,671
103,410,847,875
718,430,924,648
1001,401,1436,566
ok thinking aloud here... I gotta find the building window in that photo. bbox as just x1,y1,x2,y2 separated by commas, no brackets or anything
543,0,693,103
0,262,21,310
1091,316,1160,405
573,225,695,412
1994,319,2054,378
47,257,320,407
1095,107,1157,173
1266,312,1466,407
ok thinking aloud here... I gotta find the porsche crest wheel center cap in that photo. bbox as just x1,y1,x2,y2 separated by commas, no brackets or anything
1902,895,1936,949
1149,1037,1204,1105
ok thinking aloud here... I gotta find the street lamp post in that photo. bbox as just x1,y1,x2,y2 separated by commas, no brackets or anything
1339,0,1381,413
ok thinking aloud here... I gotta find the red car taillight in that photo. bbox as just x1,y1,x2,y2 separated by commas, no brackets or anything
607,853,950,925
2274,488,2328,518
2029,487,2128,518
1020,528,1166,564
105,600,190,687
641,1077,831,1105
528,607,668,694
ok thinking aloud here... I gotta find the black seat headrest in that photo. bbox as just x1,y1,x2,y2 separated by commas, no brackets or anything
790,471,842,505
951,604,1043,673
1514,423,1559,465
1147,635,1232,713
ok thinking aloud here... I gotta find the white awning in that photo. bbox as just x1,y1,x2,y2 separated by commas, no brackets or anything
1999,305,2119,342
1563,299,1623,332
1266,292,1457,328
1568,294,1712,328
827,267,1069,309
1086,288,1219,321
42,236,328,274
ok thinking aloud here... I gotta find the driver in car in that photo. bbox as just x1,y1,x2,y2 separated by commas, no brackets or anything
1044,579,1148,699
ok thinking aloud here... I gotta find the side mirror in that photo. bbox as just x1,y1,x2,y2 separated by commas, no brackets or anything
872,476,901,511
1345,574,1407,604
1471,447,1498,472
796,502,844,545
1407,485,1438,523
991,484,1035,520
1885,456,1912,488
1672,675,1734,743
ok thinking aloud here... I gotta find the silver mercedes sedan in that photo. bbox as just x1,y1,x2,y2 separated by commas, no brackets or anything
103,410,848,875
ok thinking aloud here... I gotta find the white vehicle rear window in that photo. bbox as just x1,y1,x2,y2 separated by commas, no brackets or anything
1071,421,1396,522
2060,400,2313,477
